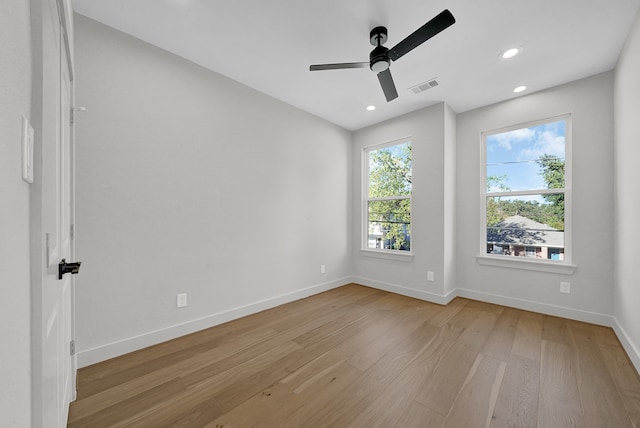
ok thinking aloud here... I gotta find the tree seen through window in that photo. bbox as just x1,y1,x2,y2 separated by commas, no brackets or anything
366,140,412,251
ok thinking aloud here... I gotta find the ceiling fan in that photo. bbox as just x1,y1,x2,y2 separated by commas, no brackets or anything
309,9,456,102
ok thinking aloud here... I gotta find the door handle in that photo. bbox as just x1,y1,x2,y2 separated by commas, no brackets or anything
58,258,81,280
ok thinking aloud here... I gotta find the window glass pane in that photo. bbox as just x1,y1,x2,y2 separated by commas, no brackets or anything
486,194,564,259
368,142,412,197
368,199,411,251
486,120,565,192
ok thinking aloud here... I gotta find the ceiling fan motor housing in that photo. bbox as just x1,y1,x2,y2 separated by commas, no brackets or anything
369,26,390,72
370,45,390,72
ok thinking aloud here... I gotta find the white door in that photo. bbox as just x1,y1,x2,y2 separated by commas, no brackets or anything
39,0,76,425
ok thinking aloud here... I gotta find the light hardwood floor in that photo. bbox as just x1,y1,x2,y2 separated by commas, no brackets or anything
68,284,640,427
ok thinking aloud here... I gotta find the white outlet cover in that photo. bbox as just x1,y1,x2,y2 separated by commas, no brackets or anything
177,293,188,308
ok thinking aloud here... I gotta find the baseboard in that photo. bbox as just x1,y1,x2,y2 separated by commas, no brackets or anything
611,316,640,375
77,277,352,368
455,287,612,326
353,276,457,305
354,277,612,327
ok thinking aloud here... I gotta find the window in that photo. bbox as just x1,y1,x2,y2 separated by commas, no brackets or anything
481,115,571,264
364,138,412,252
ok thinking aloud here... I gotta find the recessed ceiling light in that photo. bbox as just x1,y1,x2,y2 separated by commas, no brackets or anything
500,47,521,59
366,105,376,111
513,85,527,93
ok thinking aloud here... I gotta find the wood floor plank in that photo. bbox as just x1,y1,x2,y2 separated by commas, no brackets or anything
490,354,540,428
68,285,640,427
443,354,507,428
481,307,519,362
280,347,348,392
392,401,445,428
414,309,499,415
463,299,505,316
427,297,467,327
538,340,584,427
511,310,543,362
542,314,574,345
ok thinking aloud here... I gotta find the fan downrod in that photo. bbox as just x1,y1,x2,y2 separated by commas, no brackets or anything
369,26,388,46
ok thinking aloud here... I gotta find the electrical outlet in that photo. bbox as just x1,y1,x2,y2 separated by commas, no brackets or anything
427,271,434,282
177,293,188,308
320,264,326,274
560,282,571,294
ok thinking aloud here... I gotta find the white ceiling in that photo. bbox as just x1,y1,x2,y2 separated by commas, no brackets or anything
72,0,640,131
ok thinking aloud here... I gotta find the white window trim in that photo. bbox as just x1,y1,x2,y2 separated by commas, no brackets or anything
362,136,413,255
476,254,576,274
360,248,415,262
479,114,573,273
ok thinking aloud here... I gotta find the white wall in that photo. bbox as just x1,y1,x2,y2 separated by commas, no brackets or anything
73,15,353,365
456,72,615,324
0,0,32,426
351,103,455,303
614,9,640,371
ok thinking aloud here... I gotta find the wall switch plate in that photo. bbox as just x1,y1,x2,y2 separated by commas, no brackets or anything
21,116,34,183
177,293,187,308
320,264,326,274
560,282,571,294
427,271,434,282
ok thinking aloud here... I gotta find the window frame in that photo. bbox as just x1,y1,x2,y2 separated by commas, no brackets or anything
362,136,413,257
478,114,575,273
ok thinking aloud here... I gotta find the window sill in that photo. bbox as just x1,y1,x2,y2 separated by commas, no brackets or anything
476,255,576,275
360,249,414,262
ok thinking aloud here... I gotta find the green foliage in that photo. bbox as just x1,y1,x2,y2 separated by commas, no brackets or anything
368,143,411,250
537,155,565,229
487,198,564,229
537,154,565,189
368,144,412,197
486,174,511,193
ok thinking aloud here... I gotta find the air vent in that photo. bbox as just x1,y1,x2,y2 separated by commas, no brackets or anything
409,78,440,94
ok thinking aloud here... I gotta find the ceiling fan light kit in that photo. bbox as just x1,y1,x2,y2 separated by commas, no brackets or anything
309,9,456,103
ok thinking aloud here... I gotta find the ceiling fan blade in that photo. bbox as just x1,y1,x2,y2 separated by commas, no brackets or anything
388,9,455,61
309,62,369,71
377,68,398,102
